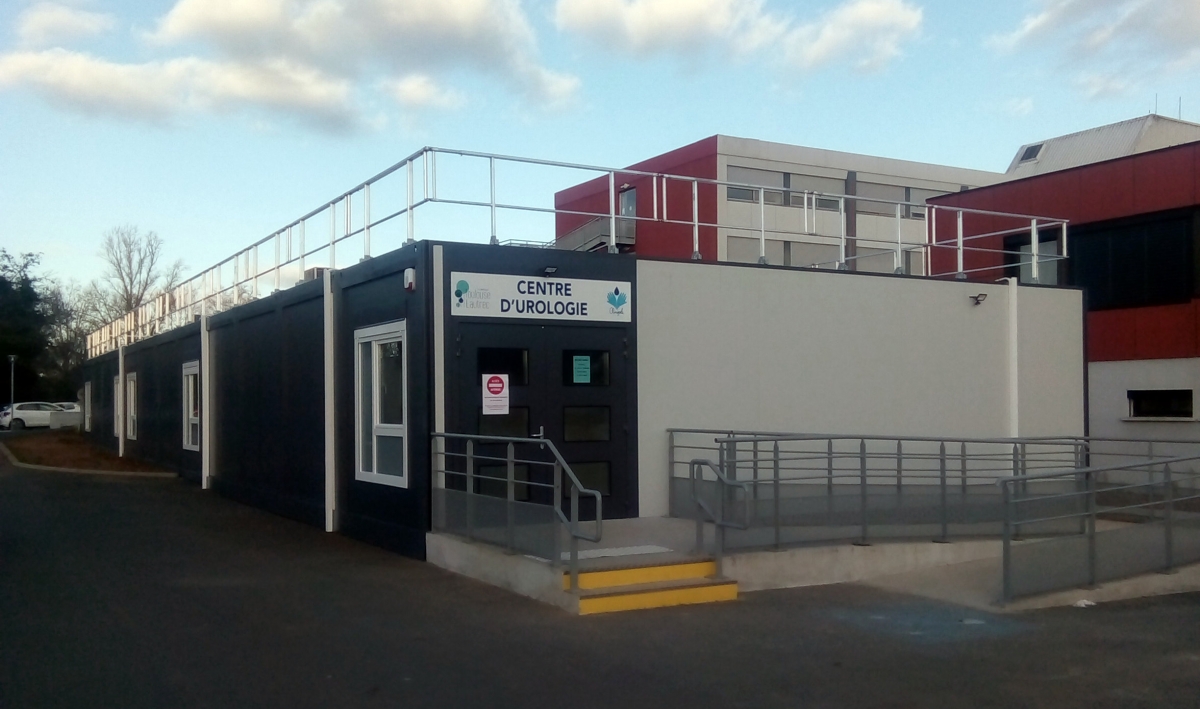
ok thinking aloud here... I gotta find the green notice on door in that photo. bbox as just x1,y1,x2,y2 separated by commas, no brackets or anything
572,355,591,384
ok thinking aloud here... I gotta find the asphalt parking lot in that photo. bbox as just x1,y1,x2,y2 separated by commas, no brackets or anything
3,456,1200,709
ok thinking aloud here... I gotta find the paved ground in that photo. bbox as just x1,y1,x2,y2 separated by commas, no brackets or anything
3,458,1200,709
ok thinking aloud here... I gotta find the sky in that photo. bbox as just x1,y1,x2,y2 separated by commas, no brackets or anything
1,0,1198,286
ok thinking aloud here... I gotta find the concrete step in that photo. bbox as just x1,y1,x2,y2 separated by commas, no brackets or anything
576,576,739,615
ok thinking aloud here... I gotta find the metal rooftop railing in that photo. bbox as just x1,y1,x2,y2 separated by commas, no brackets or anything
86,146,1069,358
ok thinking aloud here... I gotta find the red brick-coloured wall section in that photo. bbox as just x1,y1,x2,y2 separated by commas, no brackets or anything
554,137,720,260
930,141,1200,362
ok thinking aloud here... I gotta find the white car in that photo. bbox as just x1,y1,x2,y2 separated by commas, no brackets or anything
54,402,81,413
1,402,65,430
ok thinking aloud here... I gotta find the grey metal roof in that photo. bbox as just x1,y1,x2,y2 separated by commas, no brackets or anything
1005,115,1200,179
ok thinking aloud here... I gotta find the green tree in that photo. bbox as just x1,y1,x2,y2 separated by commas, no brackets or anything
0,250,49,402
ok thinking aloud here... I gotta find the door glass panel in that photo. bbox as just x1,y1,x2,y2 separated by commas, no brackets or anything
359,342,373,472
376,435,405,477
479,407,529,438
377,340,404,424
478,348,529,385
562,351,609,386
564,407,610,442
569,462,611,496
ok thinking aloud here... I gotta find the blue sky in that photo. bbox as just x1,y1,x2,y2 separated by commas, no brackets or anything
1,0,1198,284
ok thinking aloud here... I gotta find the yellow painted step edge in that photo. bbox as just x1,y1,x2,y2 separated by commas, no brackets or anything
578,582,738,615
562,560,718,591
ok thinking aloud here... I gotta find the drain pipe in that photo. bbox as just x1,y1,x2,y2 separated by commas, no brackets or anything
1004,277,1019,437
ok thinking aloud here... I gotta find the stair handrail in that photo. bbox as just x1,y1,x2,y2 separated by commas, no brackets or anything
431,432,601,591
690,458,750,576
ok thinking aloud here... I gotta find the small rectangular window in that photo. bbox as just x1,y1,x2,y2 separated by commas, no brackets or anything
1128,390,1193,419
1019,144,1043,162
478,407,529,438
727,186,756,202
126,372,137,441
478,348,529,386
569,462,611,496
564,407,610,442
355,321,408,488
562,350,610,386
182,361,200,451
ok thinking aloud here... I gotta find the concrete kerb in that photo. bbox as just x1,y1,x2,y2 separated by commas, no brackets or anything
0,442,176,479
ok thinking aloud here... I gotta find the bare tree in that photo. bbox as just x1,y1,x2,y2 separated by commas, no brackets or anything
84,225,186,325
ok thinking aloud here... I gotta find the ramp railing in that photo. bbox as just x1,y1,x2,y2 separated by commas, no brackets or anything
430,433,601,590
999,454,1200,603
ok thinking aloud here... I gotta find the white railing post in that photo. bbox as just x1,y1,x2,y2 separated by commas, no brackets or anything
298,221,306,278
1030,218,1040,283
956,209,965,279
894,202,903,274
274,233,281,292
489,156,498,245
652,174,659,221
928,205,936,277
838,197,847,269
407,159,415,245
364,184,371,258
758,187,767,264
608,171,618,253
691,179,700,260
329,201,337,269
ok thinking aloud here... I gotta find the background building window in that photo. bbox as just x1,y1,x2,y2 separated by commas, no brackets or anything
182,361,200,451
355,321,408,488
1128,390,1193,419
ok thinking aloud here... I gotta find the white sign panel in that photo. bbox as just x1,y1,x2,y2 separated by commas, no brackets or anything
451,272,631,322
482,374,509,415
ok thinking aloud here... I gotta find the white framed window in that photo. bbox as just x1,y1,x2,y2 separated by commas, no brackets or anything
113,375,121,438
126,372,138,441
83,381,92,432
354,321,408,488
182,361,200,451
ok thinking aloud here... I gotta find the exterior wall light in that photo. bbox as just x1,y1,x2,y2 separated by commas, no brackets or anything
970,294,987,306
543,267,558,277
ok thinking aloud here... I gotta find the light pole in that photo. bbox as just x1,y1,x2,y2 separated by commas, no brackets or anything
7,355,14,420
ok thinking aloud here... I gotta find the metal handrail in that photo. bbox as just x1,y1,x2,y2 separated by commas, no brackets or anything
430,432,601,591
690,458,750,576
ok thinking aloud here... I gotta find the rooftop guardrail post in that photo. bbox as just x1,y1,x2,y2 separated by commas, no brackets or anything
506,442,515,554
937,442,949,543
855,439,869,545
406,159,415,245
364,183,371,258
838,198,847,269
928,205,936,277
894,202,903,274
960,442,968,500
752,440,760,503
553,460,562,571
1030,218,1039,283
1087,469,1097,588
1001,480,1012,604
716,467,726,578
608,171,618,254
489,156,498,246
1164,463,1175,574
955,209,965,279
758,188,768,264
691,179,701,260
466,439,475,540
773,442,781,550
896,440,903,500
1012,444,1022,540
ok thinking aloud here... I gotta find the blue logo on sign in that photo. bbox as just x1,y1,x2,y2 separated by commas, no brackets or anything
606,287,627,313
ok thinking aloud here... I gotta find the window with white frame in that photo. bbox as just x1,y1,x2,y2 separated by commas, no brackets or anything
126,372,138,441
182,361,200,451
113,375,120,438
355,321,408,488
84,381,92,432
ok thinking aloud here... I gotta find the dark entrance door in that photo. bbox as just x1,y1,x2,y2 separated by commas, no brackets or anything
453,322,632,519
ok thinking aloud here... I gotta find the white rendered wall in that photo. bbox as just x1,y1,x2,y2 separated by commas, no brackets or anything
635,260,1085,517
1089,358,1200,441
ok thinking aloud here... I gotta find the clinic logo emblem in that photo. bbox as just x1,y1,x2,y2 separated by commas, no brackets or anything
455,279,493,310
606,286,628,315
454,280,469,307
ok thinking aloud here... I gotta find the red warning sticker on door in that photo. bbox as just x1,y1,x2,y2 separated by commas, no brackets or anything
482,374,509,415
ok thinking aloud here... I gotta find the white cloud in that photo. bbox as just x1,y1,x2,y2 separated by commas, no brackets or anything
16,3,116,47
386,74,466,109
554,0,922,71
989,0,1200,94
0,0,576,130
0,49,356,130
1004,96,1034,117
782,0,922,71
